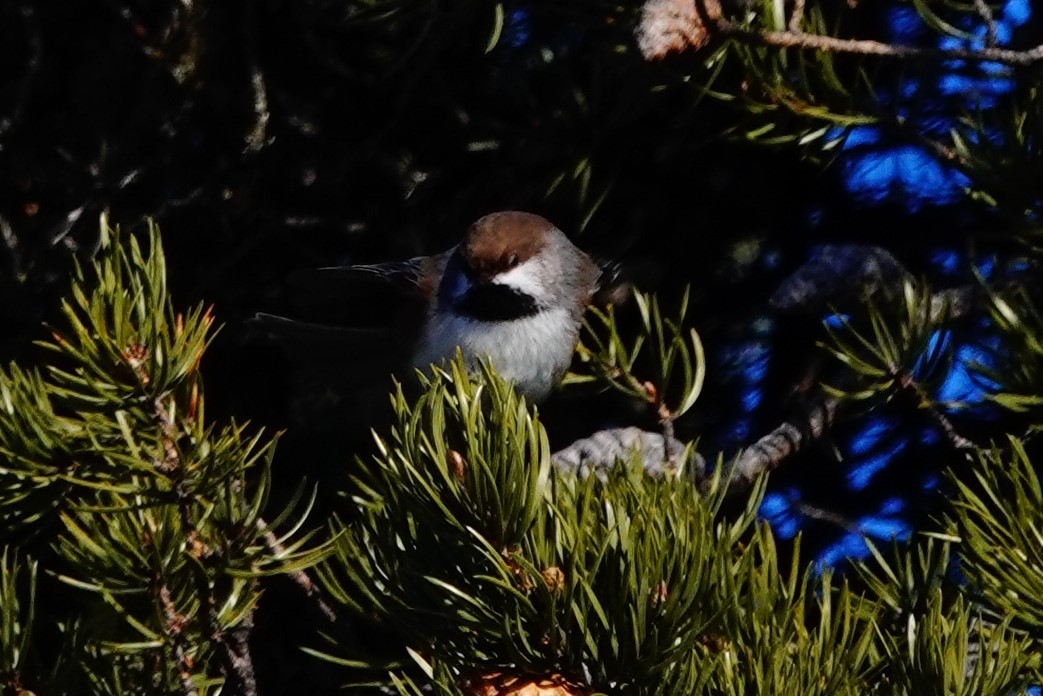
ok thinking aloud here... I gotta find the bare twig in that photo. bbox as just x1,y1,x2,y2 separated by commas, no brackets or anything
722,395,839,493
660,415,678,465
242,1,270,153
793,499,861,535
257,520,339,624
640,0,1043,66
552,426,699,479
713,15,1043,66
245,66,270,152
553,379,965,497
717,324,973,495
158,583,201,696
551,397,831,496
895,372,974,451
153,392,260,696
928,406,975,450
973,0,998,48
0,4,42,147
788,0,806,32
223,615,258,696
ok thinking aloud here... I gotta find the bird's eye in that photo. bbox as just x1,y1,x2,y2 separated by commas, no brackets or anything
507,254,519,268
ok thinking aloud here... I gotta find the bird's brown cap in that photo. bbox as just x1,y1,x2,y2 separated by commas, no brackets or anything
461,211,556,279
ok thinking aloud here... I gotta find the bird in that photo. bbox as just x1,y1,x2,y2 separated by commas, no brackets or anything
256,211,603,406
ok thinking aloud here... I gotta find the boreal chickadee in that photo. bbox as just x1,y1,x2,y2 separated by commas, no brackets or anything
258,211,604,403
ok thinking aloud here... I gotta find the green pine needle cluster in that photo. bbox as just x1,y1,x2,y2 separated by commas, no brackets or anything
309,300,1043,694
0,217,324,694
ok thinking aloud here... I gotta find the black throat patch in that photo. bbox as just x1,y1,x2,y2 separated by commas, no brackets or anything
452,283,541,322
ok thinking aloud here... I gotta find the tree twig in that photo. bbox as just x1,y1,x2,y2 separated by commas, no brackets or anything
787,0,806,32
222,614,258,696
720,394,839,494
242,1,269,153
551,426,699,479
0,4,42,146
793,499,861,535
257,520,339,624
153,393,259,696
641,0,1043,67
973,0,998,48
895,372,974,451
713,14,1043,66
158,582,202,696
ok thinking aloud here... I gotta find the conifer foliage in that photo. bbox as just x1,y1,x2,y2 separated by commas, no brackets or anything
2,219,1041,694
0,218,321,694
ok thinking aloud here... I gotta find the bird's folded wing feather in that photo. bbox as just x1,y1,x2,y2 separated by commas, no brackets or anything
249,253,450,422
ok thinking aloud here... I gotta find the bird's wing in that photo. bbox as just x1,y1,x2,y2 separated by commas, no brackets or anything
250,312,409,377
249,311,412,430
279,254,447,326
250,253,452,426
294,254,446,300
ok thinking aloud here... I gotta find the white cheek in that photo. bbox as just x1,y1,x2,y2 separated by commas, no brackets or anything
495,261,547,300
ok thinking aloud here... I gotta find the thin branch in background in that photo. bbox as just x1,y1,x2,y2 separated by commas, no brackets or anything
158,583,201,696
0,214,22,280
930,406,975,451
973,0,999,47
152,391,260,696
715,19,1043,66
895,372,975,451
0,4,42,145
242,0,269,154
721,395,839,494
788,0,806,32
245,66,270,153
637,0,1043,66
793,499,861,535
551,426,697,479
257,521,339,624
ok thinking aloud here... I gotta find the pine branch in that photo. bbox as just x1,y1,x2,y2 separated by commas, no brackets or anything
0,549,36,696
713,18,1043,66
551,426,700,479
153,379,260,696
893,371,974,451
0,4,41,146
724,394,838,494
257,520,339,625
971,0,999,48
639,0,1043,66
0,218,329,692
158,583,201,696
787,0,805,32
